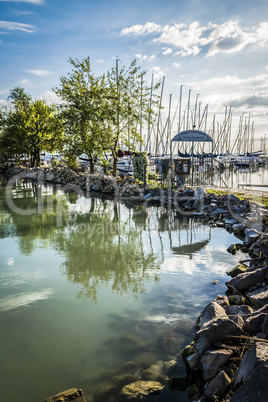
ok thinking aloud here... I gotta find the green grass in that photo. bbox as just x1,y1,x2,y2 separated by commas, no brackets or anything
206,189,268,209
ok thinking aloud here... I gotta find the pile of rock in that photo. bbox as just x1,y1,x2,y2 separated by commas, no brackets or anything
177,287,268,401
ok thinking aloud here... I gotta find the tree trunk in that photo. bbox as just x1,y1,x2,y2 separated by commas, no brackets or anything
112,156,118,177
89,157,95,174
35,150,40,166
30,152,34,168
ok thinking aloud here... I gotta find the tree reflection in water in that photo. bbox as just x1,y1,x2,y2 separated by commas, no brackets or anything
0,178,212,303
53,200,160,302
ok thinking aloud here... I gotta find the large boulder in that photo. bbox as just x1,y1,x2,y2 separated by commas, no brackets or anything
246,288,268,308
260,238,268,257
244,304,268,333
224,304,254,322
203,370,231,401
195,318,245,355
244,228,260,244
226,269,264,292
196,302,228,330
231,361,268,402
119,381,164,401
228,194,241,204
234,341,268,386
201,349,233,381
44,388,87,402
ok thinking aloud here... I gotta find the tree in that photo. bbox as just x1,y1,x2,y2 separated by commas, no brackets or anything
103,59,159,176
53,57,107,173
0,88,64,167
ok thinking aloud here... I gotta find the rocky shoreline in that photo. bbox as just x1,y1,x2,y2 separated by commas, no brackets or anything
2,165,268,402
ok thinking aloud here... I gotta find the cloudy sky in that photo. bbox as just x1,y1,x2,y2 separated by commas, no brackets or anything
1,0,268,142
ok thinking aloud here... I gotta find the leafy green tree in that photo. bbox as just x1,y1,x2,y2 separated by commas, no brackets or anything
0,88,64,167
53,57,107,173
103,59,159,176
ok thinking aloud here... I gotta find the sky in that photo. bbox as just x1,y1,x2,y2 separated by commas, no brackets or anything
1,0,268,145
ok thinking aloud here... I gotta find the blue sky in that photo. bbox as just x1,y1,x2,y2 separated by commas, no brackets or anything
1,0,268,141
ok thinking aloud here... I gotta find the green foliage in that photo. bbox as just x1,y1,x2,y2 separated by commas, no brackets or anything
103,59,160,176
0,87,64,166
131,152,149,181
148,171,159,181
53,57,107,173
64,152,78,169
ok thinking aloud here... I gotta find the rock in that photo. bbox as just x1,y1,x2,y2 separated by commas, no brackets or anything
226,269,264,292
228,295,246,305
201,349,233,380
196,302,228,330
185,348,201,372
212,295,229,307
246,288,268,308
227,264,248,278
93,380,119,402
224,218,238,225
234,341,268,386
224,304,253,322
141,366,167,385
232,223,246,232
227,244,239,255
46,172,56,182
119,361,140,374
134,353,156,369
120,333,147,352
91,184,101,192
260,238,268,257
228,194,241,204
244,228,260,244
119,381,164,401
143,193,151,200
231,361,268,401
203,370,231,401
162,360,179,377
261,314,268,335
160,329,185,356
244,304,268,333
195,318,245,355
44,388,87,402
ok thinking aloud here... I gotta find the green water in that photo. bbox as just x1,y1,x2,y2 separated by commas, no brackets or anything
0,177,244,401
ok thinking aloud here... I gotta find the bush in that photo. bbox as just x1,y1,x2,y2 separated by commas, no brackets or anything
131,152,148,182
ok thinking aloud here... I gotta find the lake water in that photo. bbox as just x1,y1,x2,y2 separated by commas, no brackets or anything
0,177,245,402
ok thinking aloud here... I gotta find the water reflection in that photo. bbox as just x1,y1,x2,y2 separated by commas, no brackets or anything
54,204,160,302
0,178,245,402
0,288,53,313
0,178,216,302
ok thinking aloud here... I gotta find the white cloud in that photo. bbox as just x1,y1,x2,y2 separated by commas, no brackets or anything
121,19,268,57
135,53,156,61
183,73,268,112
255,22,268,47
0,21,35,33
121,22,162,36
42,90,61,104
96,59,104,63
26,69,52,76
206,20,256,56
162,47,172,55
19,78,31,85
0,0,43,4
151,66,164,80
155,21,206,51
173,62,180,68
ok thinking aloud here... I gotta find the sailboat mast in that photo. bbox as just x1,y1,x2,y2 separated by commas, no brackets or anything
155,76,165,156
